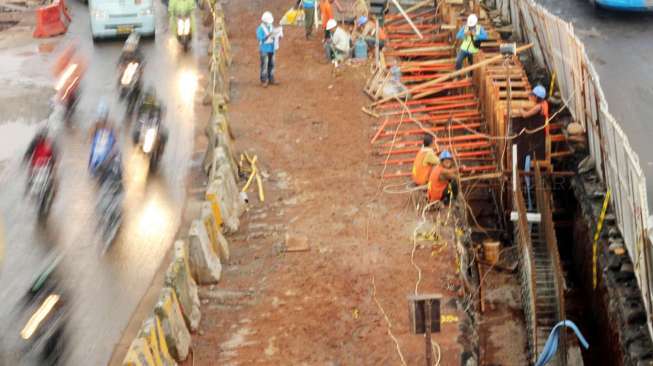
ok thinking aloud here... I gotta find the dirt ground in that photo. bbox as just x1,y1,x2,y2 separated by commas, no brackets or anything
188,1,468,365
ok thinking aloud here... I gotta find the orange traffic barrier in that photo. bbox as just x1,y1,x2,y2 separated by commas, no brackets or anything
33,0,69,38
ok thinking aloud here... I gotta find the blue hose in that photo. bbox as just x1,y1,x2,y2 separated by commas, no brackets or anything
535,320,589,366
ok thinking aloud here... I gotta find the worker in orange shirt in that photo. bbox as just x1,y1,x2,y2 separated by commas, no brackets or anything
320,0,341,40
427,150,459,205
411,134,439,186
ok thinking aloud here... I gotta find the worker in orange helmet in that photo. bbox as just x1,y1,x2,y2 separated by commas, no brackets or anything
411,134,439,186
427,150,459,205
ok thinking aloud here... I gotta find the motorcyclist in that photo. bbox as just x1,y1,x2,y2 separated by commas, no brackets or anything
23,127,58,186
118,32,143,66
89,101,119,176
133,88,168,150
168,0,196,36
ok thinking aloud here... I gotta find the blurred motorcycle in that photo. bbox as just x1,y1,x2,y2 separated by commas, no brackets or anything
176,11,192,52
28,161,56,221
96,155,124,253
88,128,116,179
117,60,142,115
53,62,81,124
133,110,167,174
18,256,69,365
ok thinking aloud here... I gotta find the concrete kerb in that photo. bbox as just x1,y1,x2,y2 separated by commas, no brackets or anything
165,240,201,331
188,219,223,284
154,287,191,362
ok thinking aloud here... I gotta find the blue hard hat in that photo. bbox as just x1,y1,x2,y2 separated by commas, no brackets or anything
357,16,368,26
439,150,453,160
532,85,546,99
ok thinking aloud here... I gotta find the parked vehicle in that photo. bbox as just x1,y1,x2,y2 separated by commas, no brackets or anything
89,0,155,40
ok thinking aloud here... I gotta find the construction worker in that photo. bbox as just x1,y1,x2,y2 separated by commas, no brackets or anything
455,14,488,70
295,0,316,39
520,85,549,120
324,19,351,63
257,11,279,87
320,0,340,41
412,134,439,186
355,15,387,50
427,150,459,205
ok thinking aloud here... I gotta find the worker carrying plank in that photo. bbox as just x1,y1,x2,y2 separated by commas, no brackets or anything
427,150,459,205
455,14,488,70
412,134,440,186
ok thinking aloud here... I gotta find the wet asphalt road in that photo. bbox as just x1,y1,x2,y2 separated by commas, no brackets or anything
0,0,203,364
534,0,653,209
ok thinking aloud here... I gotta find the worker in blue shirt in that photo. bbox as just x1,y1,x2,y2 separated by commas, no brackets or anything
455,14,488,70
257,11,278,87
295,0,316,39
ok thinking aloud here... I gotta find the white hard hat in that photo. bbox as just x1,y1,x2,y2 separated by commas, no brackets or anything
261,11,273,24
467,14,478,27
326,19,337,30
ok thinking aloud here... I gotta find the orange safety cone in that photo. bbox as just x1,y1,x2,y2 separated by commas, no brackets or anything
33,0,68,38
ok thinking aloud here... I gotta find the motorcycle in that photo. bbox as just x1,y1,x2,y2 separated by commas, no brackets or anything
53,62,81,124
117,60,142,115
133,112,166,173
97,178,123,254
28,162,55,221
88,129,116,178
18,256,68,365
175,12,192,51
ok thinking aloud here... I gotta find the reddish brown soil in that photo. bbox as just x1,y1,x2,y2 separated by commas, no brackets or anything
189,1,466,364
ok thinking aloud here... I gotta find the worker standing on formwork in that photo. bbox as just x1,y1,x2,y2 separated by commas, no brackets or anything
257,11,281,87
427,151,459,205
295,0,316,39
412,134,440,186
455,14,488,70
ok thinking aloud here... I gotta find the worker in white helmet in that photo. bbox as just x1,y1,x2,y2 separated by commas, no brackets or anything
324,19,351,63
455,14,488,70
257,11,281,87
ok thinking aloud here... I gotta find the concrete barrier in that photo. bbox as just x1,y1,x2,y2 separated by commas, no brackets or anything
206,148,244,234
204,113,238,179
122,337,156,366
154,288,191,362
165,240,201,331
188,220,222,284
202,202,230,262
139,316,176,366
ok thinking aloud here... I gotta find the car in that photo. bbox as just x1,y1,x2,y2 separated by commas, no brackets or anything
89,0,156,41
590,0,653,11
